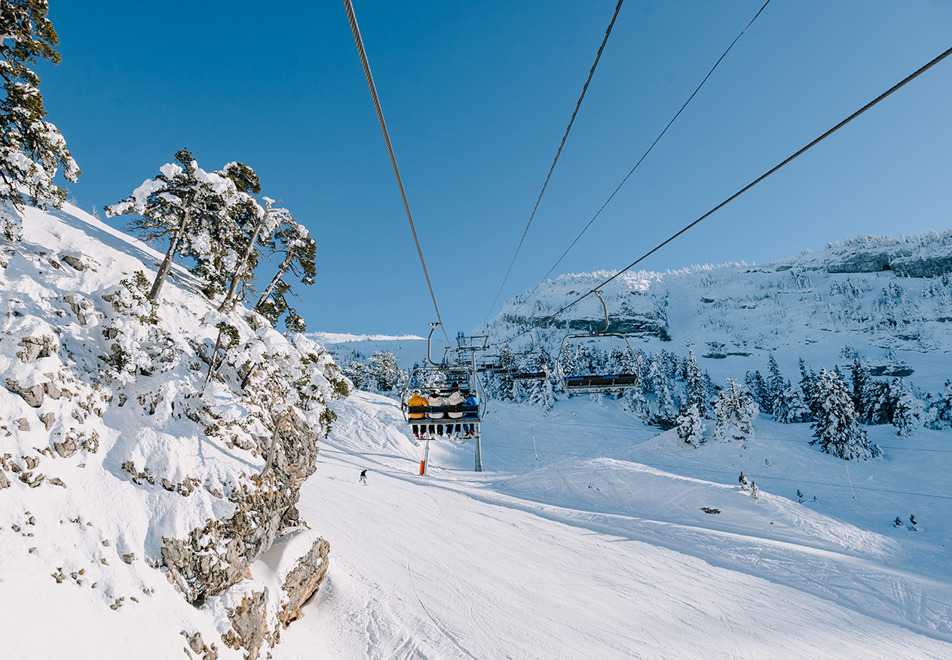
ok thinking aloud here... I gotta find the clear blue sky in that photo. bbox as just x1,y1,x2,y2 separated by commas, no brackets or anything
41,1,952,337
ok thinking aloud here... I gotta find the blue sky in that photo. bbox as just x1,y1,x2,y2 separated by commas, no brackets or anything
41,1,952,337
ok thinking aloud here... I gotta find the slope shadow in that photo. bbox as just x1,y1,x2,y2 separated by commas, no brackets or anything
46,206,200,290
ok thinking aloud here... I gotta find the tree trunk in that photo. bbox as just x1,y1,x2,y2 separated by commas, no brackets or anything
219,217,265,312
148,195,193,301
254,247,296,312
148,206,191,301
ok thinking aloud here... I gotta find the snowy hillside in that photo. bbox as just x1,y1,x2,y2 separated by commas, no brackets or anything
277,390,952,658
4,201,952,659
483,231,952,392
1,202,348,659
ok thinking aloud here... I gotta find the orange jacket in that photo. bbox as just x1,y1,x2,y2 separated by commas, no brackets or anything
408,393,428,419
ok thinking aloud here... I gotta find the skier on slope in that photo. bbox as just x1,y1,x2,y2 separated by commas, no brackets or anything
359,469,368,485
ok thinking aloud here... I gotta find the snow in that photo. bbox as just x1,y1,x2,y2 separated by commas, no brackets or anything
276,390,952,659
2,202,952,658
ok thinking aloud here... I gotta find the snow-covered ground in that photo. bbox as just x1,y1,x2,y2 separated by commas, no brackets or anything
3,202,951,659
277,389,952,659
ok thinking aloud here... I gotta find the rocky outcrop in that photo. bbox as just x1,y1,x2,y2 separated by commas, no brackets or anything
5,378,62,408
890,254,952,278
222,590,271,660
16,335,57,362
162,410,323,609
502,313,669,341
278,537,330,626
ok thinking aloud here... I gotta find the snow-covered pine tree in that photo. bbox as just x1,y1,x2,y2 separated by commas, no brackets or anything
368,350,403,393
766,353,786,415
867,379,897,425
622,351,650,420
522,349,555,411
745,369,771,415
649,356,677,429
254,212,316,330
810,368,879,460
925,380,952,430
676,403,706,447
342,359,371,391
685,350,710,418
606,346,632,399
799,358,818,420
494,342,517,401
891,378,922,438
713,378,758,442
107,149,240,302
217,166,280,312
0,0,79,220
850,357,873,423
557,341,576,387
774,384,811,423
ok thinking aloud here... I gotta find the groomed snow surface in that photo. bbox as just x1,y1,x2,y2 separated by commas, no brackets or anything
281,390,952,659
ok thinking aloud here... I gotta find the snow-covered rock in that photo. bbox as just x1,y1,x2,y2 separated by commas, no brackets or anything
0,201,349,659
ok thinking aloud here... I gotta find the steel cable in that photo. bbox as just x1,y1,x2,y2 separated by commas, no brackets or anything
343,0,451,347
482,0,626,325
495,43,952,347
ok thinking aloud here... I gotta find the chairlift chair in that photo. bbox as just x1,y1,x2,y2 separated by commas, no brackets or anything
508,333,547,382
556,291,640,394
401,323,486,426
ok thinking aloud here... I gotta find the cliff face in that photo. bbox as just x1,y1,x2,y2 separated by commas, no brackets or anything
479,232,952,391
0,202,349,659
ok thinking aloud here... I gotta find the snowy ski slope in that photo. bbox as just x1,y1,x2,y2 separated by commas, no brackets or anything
278,390,952,659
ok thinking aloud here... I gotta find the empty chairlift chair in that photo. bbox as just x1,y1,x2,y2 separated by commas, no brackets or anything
556,291,640,395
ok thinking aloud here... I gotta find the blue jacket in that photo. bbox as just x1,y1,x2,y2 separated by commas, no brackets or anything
463,395,478,418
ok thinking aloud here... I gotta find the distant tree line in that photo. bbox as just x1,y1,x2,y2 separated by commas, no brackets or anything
341,350,406,395
481,343,952,462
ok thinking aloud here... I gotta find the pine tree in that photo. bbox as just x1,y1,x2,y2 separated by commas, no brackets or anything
891,378,921,438
676,403,706,447
926,380,952,429
368,351,403,392
522,349,555,411
216,165,278,311
648,356,677,429
495,342,516,401
867,380,896,425
107,149,240,302
713,379,758,442
557,341,576,391
623,352,650,420
0,0,79,218
684,351,709,418
254,213,316,329
850,357,872,422
774,384,811,424
810,368,879,460
799,358,818,420
745,369,771,415
766,353,786,415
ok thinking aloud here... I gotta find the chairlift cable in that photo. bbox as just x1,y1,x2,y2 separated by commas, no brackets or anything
534,0,772,290
494,43,952,348
343,0,451,348
482,0,626,326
